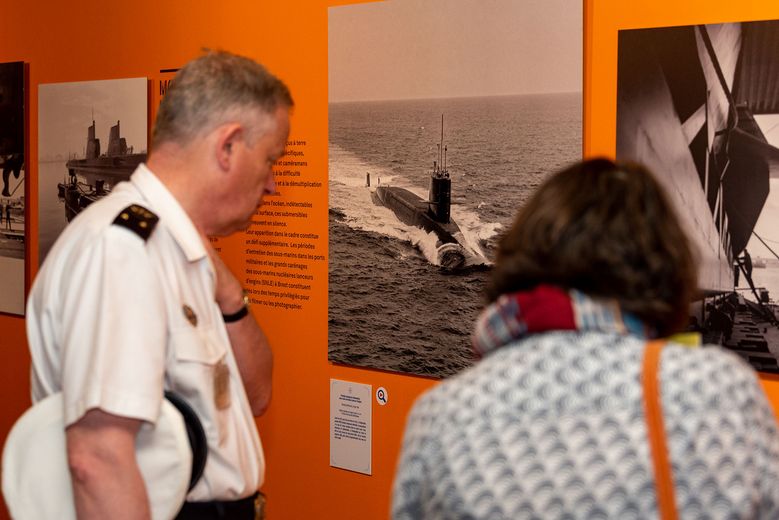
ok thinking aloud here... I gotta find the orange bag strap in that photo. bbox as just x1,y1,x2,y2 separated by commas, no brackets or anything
642,339,678,520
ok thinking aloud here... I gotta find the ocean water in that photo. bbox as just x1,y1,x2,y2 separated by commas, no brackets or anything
38,161,70,264
748,266,779,303
328,94,581,377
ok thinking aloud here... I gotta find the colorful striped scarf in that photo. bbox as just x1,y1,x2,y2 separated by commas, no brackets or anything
472,285,649,358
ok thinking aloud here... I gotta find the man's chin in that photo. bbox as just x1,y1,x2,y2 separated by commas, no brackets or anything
235,215,254,233
211,219,251,237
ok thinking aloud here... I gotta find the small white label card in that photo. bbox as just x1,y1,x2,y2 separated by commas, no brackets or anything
330,379,372,475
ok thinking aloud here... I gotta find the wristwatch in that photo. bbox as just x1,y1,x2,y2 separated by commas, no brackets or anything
222,291,250,323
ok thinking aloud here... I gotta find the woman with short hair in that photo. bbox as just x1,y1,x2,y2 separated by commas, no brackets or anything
392,158,779,519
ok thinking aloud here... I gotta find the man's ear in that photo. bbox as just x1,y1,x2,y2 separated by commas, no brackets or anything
214,123,243,172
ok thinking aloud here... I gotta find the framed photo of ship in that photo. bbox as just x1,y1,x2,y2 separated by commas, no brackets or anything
0,61,26,316
617,20,779,373
327,0,583,377
38,77,147,265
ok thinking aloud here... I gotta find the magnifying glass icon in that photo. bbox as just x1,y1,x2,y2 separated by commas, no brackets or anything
376,387,388,405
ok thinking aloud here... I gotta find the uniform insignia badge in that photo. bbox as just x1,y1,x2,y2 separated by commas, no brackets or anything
214,360,231,410
182,305,198,327
112,204,159,241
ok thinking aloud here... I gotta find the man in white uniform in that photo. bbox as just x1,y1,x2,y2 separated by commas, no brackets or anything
26,51,292,519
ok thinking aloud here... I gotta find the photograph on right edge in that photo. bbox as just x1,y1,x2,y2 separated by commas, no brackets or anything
617,20,779,373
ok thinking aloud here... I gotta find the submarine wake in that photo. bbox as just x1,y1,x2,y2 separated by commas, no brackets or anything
329,140,494,269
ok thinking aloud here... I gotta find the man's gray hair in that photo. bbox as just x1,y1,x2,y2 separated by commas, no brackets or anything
152,50,293,148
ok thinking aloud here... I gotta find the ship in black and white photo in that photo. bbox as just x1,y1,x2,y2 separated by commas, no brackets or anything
368,116,482,270
38,77,147,264
58,118,146,221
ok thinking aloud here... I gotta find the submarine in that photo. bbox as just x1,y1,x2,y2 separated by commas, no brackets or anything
59,119,146,221
370,115,469,269
66,119,145,178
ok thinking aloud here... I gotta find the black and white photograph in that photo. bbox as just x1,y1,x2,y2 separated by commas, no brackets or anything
328,0,582,377
38,77,147,265
0,61,25,316
617,20,779,373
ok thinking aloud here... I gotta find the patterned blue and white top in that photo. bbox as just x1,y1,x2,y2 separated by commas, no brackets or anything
392,290,779,519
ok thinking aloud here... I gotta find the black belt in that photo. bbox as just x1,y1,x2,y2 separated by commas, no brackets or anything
175,492,259,520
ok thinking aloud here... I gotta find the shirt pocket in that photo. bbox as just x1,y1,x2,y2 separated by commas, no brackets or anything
167,325,228,444
171,325,226,365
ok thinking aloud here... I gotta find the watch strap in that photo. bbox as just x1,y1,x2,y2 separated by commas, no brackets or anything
222,292,250,323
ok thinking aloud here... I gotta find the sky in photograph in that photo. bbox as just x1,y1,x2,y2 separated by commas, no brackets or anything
328,0,582,102
749,114,779,260
747,177,779,260
38,78,147,161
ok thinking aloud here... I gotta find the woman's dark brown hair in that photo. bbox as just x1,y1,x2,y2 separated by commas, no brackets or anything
488,158,698,336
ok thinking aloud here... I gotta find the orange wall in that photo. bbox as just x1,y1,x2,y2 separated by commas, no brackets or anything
2,1,779,520
0,1,437,518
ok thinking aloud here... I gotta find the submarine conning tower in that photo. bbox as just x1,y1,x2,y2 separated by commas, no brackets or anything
428,114,451,223
85,120,100,160
107,120,128,157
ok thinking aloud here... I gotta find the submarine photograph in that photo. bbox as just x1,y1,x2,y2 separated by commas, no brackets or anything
327,0,582,378
38,77,147,265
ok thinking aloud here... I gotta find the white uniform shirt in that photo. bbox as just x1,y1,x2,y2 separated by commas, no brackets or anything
27,164,263,501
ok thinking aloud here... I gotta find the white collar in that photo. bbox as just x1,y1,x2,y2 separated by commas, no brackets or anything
130,163,207,262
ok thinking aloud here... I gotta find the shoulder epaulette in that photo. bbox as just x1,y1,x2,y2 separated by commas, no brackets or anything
112,204,159,241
